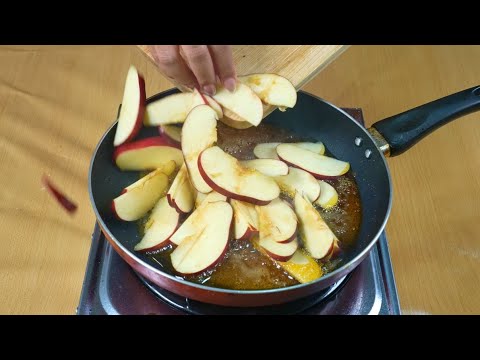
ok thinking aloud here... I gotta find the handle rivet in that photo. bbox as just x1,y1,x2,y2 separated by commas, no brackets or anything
354,137,363,146
365,149,372,159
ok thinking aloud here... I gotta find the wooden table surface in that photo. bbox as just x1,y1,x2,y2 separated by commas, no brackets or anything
1,45,479,314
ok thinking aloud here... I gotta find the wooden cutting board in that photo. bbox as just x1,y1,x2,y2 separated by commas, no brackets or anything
137,45,349,117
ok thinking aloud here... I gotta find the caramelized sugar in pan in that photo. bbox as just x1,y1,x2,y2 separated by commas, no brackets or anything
142,122,362,290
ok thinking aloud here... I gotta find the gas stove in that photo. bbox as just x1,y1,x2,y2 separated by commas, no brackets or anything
77,108,401,315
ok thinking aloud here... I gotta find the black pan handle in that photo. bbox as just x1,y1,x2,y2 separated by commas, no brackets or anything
370,85,480,157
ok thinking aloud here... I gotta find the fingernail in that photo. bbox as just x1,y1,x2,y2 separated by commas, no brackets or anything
203,84,216,96
224,77,237,93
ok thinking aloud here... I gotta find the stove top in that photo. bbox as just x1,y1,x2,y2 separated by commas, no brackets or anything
78,107,400,315
76,224,400,315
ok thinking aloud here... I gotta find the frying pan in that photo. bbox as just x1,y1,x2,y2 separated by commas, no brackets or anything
89,85,480,307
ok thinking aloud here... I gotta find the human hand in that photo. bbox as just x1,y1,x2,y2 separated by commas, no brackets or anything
148,45,236,96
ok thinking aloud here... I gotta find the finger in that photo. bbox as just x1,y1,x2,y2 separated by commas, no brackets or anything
180,45,216,96
209,45,237,92
149,45,198,89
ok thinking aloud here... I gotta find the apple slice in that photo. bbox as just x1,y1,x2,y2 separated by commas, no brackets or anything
274,167,320,202
170,191,227,245
195,191,207,208
253,142,281,160
193,89,224,119
259,236,298,262
181,105,218,193
198,146,280,205
230,199,259,240
212,83,263,126
315,180,339,209
122,161,175,195
133,197,180,252
253,142,325,160
159,125,182,145
113,137,183,171
170,201,233,275
295,142,325,155
256,198,297,244
219,116,253,129
167,164,195,214
194,190,226,209
113,65,146,146
294,192,337,259
239,73,297,109
277,144,350,179
111,168,169,221
240,159,288,177
144,91,205,126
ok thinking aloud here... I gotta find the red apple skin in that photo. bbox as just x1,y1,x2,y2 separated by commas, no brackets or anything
158,126,182,147
113,136,181,164
166,193,175,209
166,193,191,215
324,240,342,261
237,226,259,241
197,151,273,206
276,232,297,244
264,248,295,262
135,222,180,253
116,75,146,146
111,200,123,221
277,155,344,180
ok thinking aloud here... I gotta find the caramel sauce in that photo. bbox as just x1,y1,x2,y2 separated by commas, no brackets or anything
144,122,362,290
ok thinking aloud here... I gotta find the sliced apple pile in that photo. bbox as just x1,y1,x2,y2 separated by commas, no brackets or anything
134,196,180,252
239,73,297,110
111,168,170,221
158,125,182,146
274,167,320,202
240,159,288,177
253,142,325,160
199,146,280,205
230,199,259,240
315,180,339,209
113,137,183,171
181,104,218,193
256,198,297,244
170,201,233,275
294,192,338,259
167,164,195,214
113,65,146,147
277,144,349,179
212,83,263,126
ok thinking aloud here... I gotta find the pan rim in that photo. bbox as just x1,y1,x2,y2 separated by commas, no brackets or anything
88,89,393,296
